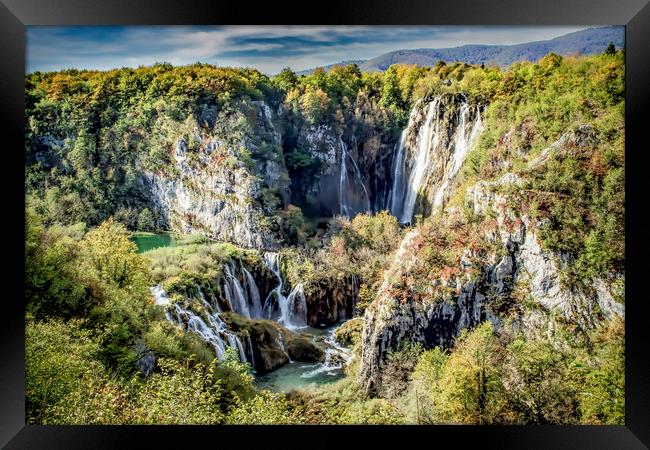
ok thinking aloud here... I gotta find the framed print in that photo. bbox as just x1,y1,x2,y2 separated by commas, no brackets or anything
2,0,649,447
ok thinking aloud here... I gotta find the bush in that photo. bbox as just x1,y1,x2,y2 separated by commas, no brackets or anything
226,390,303,424
380,340,423,399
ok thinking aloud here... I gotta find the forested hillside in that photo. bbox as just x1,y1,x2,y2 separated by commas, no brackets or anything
25,47,624,424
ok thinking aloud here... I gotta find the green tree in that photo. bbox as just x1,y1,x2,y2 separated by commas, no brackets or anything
25,209,91,318
380,65,402,111
604,42,616,55
273,67,299,92
380,340,423,398
137,208,156,231
409,347,449,424
579,317,625,424
432,322,509,424
300,87,330,123
79,218,150,290
503,337,581,423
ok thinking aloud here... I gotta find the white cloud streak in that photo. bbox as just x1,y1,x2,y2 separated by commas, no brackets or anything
27,25,588,74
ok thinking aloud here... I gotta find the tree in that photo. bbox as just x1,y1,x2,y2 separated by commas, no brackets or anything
409,347,449,424
503,336,581,423
380,65,402,111
25,209,91,318
137,208,156,231
579,317,625,424
380,340,423,398
604,42,616,55
432,322,509,424
300,87,330,124
78,218,150,290
273,67,298,92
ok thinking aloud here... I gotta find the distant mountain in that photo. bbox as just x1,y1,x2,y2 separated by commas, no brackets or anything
298,26,623,75
296,60,366,76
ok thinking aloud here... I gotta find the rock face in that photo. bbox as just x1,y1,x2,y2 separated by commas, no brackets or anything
358,229,494,396
143,100,290,249
304,275,359,327
221,312,325,374
290,121,397,218
359,170,624,396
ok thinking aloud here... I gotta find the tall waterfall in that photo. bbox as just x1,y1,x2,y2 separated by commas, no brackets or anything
151,285,248,363
389,95,484,224
339,137,371,218
262,252,308,329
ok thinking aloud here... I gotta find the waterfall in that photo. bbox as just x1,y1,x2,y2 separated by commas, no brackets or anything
286,283,308,328
389,95,483,224
262,252,308,329
300,323,354,379
389,101,424,221
339,137,371,218
431,103,483,209
224,262,251,318
246,334,256,371
339,140,351,218
150,285,248,364
276,331,292,362
400,99,440,224
243,267,263,319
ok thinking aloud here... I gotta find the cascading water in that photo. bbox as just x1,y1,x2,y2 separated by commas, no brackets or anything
276,331,292,362
389,95,484,224
300,324,354,379
262,252,308,329
150,285,248,363
285,283,308,328
242,267,263,319
431,102,483,209
339,137,371,218
224,262,251,318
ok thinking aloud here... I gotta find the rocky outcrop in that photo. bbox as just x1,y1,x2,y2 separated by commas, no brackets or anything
358,229,495,396
304,275,359,327
359,170,624,396
143,100,290,249
221,312,325,374
334,317,363,346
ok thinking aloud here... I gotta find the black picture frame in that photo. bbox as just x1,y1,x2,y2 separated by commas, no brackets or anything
2,0,648,448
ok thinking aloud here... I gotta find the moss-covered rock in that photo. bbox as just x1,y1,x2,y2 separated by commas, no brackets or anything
334,318,363,347
221,312,325,374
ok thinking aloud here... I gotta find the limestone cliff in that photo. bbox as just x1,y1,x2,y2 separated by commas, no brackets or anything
143,100,290,249
360,137,624,396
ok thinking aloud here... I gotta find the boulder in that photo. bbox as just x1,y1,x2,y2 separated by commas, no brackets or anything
220,312,325,374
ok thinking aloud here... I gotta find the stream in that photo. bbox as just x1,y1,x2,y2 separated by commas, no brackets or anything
255,323,353,393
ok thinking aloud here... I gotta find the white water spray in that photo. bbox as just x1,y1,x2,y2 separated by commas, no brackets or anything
150,285,248,364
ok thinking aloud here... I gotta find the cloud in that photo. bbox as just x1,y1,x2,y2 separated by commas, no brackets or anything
27,25,591,74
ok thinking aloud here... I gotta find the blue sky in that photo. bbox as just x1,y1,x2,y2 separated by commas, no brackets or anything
27,25,589,74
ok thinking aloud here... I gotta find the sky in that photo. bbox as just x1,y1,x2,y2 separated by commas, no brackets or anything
27,25,589,75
